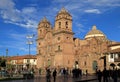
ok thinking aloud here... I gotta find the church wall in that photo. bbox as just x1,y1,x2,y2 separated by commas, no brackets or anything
36,8,116,74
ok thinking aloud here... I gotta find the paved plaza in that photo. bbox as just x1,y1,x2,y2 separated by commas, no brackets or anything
1,75,120,82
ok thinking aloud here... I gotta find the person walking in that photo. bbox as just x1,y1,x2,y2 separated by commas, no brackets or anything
97,70,102,82
103,68,108,82
52,68,57,82
112,68,118,82
46,68,51,82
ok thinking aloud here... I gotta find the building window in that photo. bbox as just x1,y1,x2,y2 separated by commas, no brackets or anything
39,43,40,45
115,54,118,59
27,59,30,63
58,45,60,50
84,61,86,66
66,37,69,39
40,30,42,33
65,21,68,28
59,22,61,28
58,37,60,40
110,54,113,58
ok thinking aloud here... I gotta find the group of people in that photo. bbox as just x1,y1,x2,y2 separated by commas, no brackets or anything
97,68,120,82
72,68,82,78
44,67,120,82
46,68,57,82
45,67,83,82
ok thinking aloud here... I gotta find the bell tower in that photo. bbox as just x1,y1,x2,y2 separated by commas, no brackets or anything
37,17,52,39
53,8,74,68
37,17,52,55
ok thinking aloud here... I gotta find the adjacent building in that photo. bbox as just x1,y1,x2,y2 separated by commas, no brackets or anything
107,43,120,69
7,55,37,70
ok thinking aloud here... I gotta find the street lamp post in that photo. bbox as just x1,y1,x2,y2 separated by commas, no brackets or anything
6,49,8,57
26,34,34,55
6,49,8,70
27,40,33,55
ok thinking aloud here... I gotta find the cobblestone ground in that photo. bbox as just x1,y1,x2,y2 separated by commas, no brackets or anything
1,75,120,82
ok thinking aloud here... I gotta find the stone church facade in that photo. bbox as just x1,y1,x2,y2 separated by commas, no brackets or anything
36,8,116,73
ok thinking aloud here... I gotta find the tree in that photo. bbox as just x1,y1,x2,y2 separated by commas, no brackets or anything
0,58,6,67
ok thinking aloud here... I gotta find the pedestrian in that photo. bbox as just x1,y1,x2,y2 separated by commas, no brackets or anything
52,68,57,82
103,68,108,82
46,68,51,82
86,69,88,76
97,70,102,82
112,68,118,82
63,68,66,78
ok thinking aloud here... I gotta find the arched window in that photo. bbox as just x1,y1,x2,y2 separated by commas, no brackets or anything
110,54,113,58
59,22,61,28
40,30,42,33
65,21,68,28
58,37,60,40
84,61,86,66
58,45,60,50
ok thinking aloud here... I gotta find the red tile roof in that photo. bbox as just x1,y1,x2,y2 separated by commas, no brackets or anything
109,48,120,53
7,55,37,60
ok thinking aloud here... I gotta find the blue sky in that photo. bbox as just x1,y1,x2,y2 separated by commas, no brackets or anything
0,0,120,56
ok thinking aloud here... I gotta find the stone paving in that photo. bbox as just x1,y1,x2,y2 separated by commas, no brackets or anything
1,75,120,82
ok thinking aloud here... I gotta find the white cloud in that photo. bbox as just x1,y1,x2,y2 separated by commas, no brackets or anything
22,7,37,14
0,0,38,29
84,9,101,14
0,0,120,27
0,0,15,9
4,20,37,28
52,0,120,14
0,0,120,29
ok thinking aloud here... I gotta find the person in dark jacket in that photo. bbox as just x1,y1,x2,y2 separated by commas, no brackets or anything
103,68,108,82
97,70,102,82
46,68,51,82
112,68,118,82
52,68,57,82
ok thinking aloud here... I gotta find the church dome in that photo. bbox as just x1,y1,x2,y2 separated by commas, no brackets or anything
85,25,106,39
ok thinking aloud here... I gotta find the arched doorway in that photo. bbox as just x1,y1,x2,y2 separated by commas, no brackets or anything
92,61,98,71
